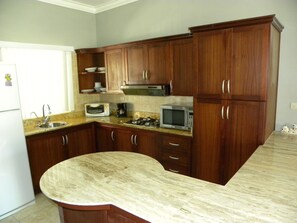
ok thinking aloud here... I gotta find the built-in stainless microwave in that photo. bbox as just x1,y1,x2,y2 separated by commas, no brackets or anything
160,103,193,131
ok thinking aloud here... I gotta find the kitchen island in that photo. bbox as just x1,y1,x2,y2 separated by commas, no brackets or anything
40,132,297,222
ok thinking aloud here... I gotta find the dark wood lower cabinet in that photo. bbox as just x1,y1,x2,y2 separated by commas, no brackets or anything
95,124,159,160
192,98,265,184
26,124,95,193
59,204,149,223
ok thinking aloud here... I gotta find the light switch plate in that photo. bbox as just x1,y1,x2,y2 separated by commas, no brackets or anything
291,103,297,110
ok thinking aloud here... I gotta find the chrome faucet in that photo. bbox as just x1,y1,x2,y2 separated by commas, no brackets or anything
42,104,51,125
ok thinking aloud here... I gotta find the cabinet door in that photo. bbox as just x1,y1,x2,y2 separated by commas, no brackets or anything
194,30,230,98
135,130,158,160
170,38,193,96
113,128,134,152
108,205,149,223
125,44,146,84
146,41,170,84
67,124,96,158
224,100,264,181
105,48,125,92
26,133,66,193
96,125,115,152
192,99,225,184
231,24,269,100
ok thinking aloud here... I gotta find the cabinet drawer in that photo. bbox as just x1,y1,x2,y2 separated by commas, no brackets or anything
161,149,189,166
162,161,190,176
161,135,191,153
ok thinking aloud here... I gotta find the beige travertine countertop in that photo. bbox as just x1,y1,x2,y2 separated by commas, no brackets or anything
40,132,297,222
24,112,192,137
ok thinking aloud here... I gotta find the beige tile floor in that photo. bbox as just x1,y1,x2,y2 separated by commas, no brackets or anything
0,194,59,223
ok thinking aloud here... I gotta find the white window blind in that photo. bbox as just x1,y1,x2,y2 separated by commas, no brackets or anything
0,45,74,119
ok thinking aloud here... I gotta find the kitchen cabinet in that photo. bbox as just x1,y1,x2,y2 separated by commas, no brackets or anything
125,41,170,84
96,124,192,175
95,124,134,152
59,205,148,223
159,134,192,176
26,124,95,193
192,21,279,101
96,124,158,160
107,205,149,223
75,48,106,93
105,48,125,92
192,99,264,184
169,37,193,96
66,124,96,158
190,15,283,184
96,124,114,151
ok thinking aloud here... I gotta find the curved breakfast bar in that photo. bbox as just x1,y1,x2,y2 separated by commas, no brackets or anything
40,133,297,223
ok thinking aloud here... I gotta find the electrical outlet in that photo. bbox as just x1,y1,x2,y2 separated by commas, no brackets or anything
291,102,297,110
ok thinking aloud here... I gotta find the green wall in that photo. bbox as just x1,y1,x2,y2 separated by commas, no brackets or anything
95,0,297,130
0,0,296,130
0,0,97,48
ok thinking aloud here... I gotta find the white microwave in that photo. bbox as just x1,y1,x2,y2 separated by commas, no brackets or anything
160,103,193,131
85,103,110,117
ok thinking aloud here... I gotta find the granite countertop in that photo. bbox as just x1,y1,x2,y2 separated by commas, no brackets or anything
24,114,192,137
40,132,297,222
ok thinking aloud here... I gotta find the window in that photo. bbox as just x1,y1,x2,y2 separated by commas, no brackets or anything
0,43,74,119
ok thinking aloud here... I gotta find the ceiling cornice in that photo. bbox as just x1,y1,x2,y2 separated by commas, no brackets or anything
37,0,139,14
95,0,138,13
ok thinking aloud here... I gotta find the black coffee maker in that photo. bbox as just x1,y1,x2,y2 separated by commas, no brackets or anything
116,103,127,117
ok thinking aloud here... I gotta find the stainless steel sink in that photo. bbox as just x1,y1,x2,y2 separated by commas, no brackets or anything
38,121,67,128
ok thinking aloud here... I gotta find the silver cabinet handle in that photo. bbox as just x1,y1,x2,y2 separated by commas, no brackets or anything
169,156,179,160
62,136,65,146
226,106,230,120
227,80,230,94
111,131,115,141
130,135,134,145
142,70,145,80
145,70,148,80
222,80,225,94
169,142,180,147
134,135,137,146
221,106,225,119
169,169,179,173
65,135,68,145
170,80,173,93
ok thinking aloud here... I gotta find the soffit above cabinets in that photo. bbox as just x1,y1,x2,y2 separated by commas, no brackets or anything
37,0,139,14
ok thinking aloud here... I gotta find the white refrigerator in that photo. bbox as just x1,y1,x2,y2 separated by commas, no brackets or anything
0,63,35,220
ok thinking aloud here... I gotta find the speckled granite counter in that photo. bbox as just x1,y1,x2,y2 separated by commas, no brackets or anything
40,132,297,222
24,114,192,137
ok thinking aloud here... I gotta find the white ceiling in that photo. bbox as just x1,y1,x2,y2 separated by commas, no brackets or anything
37,0,139,14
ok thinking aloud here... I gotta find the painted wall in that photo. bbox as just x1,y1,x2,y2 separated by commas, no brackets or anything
96,0,297,130
0,0,97,48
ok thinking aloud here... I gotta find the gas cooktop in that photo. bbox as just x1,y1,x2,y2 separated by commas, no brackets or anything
125,117,160,127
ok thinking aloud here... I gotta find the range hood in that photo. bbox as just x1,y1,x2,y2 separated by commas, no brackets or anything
120,85,170,96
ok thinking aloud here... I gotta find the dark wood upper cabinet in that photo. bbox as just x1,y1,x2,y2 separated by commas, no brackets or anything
170,37,193,96
193,29,229,99
125,41,170,84
192,15,283,101
75,49,106,93
105,48,125,92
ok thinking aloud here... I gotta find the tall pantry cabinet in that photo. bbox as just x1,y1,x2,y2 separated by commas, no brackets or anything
190,15,283,184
